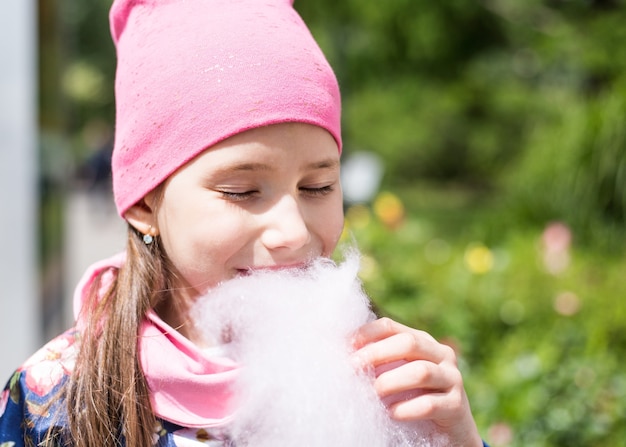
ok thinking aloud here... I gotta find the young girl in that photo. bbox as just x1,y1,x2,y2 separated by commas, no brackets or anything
0,0,486,445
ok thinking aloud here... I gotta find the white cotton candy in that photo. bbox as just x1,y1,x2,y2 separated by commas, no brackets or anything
193,252,444,447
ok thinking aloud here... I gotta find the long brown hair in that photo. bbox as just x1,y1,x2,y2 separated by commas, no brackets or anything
47,224,174,446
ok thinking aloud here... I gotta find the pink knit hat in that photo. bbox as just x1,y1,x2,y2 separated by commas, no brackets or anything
109,0,342,217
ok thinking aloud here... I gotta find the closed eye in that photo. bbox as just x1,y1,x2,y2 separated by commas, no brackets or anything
219,190,258,201
218,185,335,201
300,185,335,197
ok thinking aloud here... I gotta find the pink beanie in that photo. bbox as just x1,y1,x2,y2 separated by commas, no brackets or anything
109,0,342,217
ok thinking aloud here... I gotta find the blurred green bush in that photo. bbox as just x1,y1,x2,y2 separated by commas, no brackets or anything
340,190,626,447
300,0,626,250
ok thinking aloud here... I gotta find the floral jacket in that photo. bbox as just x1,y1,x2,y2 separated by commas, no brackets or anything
0,329,230,447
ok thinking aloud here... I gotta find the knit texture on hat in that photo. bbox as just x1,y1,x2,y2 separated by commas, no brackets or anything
110,0,342,217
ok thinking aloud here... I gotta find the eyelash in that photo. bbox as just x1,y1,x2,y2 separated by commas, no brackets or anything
219,191,256,201
219,185,334,201
301,185,334,196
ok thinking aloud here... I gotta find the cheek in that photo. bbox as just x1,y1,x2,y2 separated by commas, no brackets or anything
160,227,239,293
320,201,345,254
156,207,245,287
331,215,345,248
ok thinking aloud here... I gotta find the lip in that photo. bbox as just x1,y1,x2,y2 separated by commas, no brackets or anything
237,262,309,275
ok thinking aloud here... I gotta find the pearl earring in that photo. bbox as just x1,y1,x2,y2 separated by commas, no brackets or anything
143,226,154,245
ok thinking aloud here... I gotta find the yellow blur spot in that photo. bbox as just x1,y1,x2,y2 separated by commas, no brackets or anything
358,254,380,282
345,205,372,230
373,192,405,229
339,223,351,243
62,61,106,103
464,243,494,274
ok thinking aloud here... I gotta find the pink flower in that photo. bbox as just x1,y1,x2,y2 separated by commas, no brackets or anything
541,221,572,274
21,332,77,397
487,422,514,446
0,388,9,417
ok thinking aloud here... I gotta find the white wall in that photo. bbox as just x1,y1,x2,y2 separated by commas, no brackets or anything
0,0,38,382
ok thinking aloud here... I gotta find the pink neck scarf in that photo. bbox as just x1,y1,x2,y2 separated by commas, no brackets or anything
72,253,239,428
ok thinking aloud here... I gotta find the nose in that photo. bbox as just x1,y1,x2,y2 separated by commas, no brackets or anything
260,194,311,251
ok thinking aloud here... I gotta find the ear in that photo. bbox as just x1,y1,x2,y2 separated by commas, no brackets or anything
124,191,159,237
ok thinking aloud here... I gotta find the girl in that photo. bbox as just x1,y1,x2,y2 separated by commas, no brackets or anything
0,0,486,445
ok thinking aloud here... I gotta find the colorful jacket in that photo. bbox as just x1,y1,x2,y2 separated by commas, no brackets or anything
0,329,231,447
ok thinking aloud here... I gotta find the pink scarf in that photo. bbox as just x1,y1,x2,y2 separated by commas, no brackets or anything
72,253,239,428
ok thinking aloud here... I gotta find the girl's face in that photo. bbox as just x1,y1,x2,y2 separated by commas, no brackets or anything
150,123,344,302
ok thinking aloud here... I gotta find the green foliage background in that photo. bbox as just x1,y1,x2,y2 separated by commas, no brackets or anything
39,0,626,445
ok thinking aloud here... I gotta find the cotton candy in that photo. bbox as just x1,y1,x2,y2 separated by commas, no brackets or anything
193,253,443,446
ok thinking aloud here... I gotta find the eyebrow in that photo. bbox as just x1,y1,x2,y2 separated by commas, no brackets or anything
212,158,340,175
214,162,273,173
307,159,340,170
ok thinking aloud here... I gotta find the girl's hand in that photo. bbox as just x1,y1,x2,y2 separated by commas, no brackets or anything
352,317,483,447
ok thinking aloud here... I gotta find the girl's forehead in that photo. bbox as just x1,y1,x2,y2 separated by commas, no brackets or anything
173,123,341,178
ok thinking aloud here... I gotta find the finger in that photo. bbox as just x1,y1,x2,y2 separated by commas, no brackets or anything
352,317,415,348
374,359,461,399
353,328,454,368
387,385,465,423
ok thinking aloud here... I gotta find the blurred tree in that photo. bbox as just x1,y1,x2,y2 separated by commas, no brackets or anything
40,0,115,164
299,1,510,186
298,0,626,246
